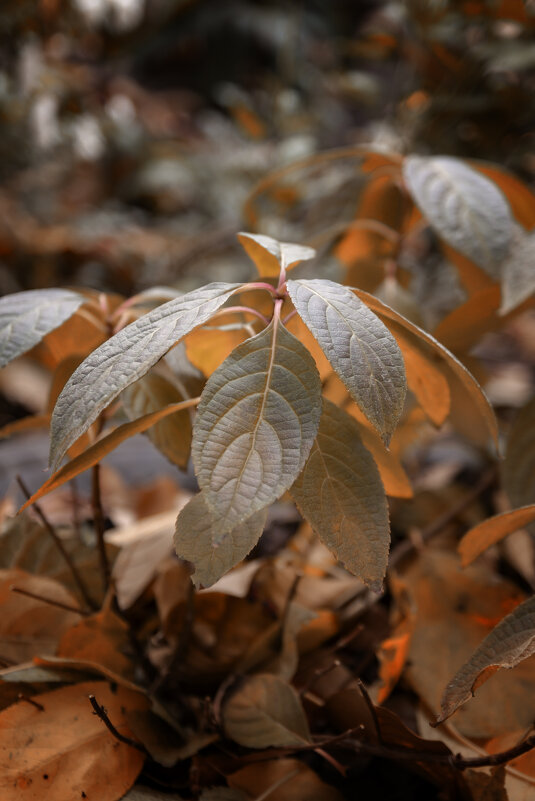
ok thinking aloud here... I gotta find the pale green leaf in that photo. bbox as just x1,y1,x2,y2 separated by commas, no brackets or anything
174,492,267,587
0,289,84,369
403,155,512,277
223,674,311,748
500,225,535,313
291,400,389,590
122,373,192,470
192,319,322,534
287,278,406,445
49,282,240,470
238,232,316,278
437,595,535,723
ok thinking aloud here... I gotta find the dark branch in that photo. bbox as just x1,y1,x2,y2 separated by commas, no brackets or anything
11,585,88,616
88,694,148,756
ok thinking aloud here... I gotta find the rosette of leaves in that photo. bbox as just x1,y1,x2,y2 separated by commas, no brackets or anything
4,232,497,590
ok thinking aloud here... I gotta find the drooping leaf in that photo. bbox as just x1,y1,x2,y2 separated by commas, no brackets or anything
223,674,311,748
0,289,85,370
437,596,535,724
49,282,241,470
0,681,147,801
403,155,513,277
122,373,192,470
20,399,199,513
500,226,535,314
192,319,322,534
458,505,535,567
502,396,535,510
238,232,315,278
174,492,267,587
287,278,406,445
290,400,389,589
354,289,499,448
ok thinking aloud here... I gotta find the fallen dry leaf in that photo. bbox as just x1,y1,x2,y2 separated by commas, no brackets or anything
0,681,147,801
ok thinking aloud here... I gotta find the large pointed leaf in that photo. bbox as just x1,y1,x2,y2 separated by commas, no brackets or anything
49,282,241,470
223,674,311,748
458,505,535,567
354,289,499,448
0,289,84,369
403,156,513,277
174,492,267,587
290,400,389,589
192,320,322,534
287,278,406,445
238,232,316,278
20,399,199,513
437,596,535,723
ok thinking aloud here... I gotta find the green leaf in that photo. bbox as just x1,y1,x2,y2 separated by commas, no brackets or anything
122,373,192,470
403,156,512,277
287,278,406,445
192,319,322,534
437,595,535,723
0,289,84,369
500,225,535,314
174,492,267,588
49,282,241,470
291,400,389,590
238,232,316,278
223,674,311,748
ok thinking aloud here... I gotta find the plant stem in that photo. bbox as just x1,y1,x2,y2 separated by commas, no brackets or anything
16,475,96,611
88,695,149,755
91,461,110,595
241,281,280,297
209,305,270,325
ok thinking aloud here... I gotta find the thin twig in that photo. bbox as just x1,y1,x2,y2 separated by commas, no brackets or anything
237,725,535,771
10,585,88,616
356,679,384,746
16,475,96,611
17,693,45,711
88,695,149,755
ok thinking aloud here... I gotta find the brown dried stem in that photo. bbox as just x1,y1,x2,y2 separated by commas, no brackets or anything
88,694,149,756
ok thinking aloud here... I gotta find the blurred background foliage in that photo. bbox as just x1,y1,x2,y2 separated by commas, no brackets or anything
0,0,533,298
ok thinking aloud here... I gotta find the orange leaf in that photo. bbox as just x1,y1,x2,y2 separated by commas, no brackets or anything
458,505,535,567
354,289,499,449
472,162,535,230
0,681,146,801
19,398,199,513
